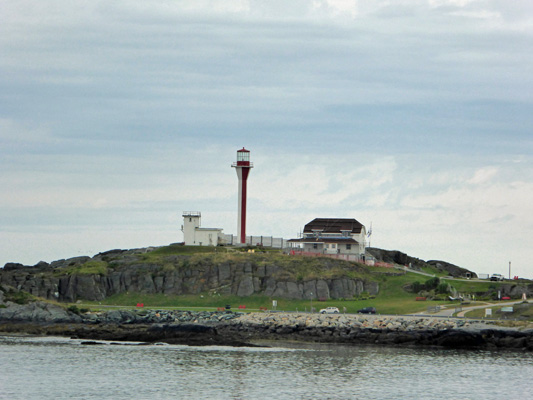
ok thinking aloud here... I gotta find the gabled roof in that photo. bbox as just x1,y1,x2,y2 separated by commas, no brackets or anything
303,218,364,234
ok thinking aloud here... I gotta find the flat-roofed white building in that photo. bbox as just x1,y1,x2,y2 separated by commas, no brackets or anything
182,211,225,246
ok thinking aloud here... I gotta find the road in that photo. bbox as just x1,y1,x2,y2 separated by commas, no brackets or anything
410,300,524,318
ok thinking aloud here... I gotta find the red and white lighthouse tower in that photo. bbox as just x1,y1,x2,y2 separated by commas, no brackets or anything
232,147,253,244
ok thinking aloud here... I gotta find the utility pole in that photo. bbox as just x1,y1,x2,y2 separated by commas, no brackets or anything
509,261,511,280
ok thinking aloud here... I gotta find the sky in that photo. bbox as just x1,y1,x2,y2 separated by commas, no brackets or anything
1,0,532,279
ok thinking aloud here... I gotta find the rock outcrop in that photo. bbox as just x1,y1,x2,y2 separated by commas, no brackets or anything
0,248,379,302
366,248,477,278
0,301,82,323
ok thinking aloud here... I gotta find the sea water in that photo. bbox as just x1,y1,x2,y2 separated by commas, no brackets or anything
0,335,531,400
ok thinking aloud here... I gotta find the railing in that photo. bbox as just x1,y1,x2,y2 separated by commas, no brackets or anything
222,234,287,248
182,211,201,217
287,250,362,263
231,162,254,167
287,250,396,267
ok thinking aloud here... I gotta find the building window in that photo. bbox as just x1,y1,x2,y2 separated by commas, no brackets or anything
346,244,351,250
331,244,336,249
313,243,318,249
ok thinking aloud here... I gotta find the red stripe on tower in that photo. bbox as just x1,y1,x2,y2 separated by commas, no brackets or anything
232,148,253,244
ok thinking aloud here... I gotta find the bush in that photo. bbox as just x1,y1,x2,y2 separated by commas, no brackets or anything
425,277,440,290
3,288,35,305
437,282,449,294
412,281,422,293
59,261,109,276
67,305,81,315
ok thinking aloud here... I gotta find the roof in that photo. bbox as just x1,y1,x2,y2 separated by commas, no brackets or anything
303,218,364,234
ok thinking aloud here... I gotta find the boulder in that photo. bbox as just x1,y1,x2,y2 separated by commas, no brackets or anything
236,275,255,297
0,301,81,323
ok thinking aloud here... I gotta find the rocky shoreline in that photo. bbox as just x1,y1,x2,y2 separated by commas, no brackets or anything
1,302,533,350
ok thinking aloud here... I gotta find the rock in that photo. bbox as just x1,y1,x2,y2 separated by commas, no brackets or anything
0,301,81,323
435,330,484,348
236,275,255,297
3,263,25,271
316,280,330,299
33,261,50,269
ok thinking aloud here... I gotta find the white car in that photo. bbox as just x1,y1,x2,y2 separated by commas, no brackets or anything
319,307,340,314
490,274,504,281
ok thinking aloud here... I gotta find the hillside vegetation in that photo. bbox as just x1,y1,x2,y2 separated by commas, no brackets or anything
1,244,531,318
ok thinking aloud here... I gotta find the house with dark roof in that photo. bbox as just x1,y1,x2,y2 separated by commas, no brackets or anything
288,218,367,256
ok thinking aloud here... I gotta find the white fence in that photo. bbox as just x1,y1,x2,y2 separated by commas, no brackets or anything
222,234,288,249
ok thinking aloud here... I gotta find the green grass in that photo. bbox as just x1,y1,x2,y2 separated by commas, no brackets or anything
77,269,456,315
440,279,508,300
142,247,375,283
147,244,220,256
418,265,445,277
8,245,524,318
69,255,465,315
56,260,109,276
1,286,36,305
463,302,533,320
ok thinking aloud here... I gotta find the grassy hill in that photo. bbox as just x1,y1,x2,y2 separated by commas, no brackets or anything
2,244,531,320
75,244,530,318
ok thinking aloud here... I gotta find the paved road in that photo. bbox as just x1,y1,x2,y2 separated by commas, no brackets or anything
410,300,524,318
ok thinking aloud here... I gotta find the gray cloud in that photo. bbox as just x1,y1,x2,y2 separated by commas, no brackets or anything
1,0,531,277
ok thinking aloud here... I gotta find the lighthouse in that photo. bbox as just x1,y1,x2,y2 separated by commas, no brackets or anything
232,147,253,244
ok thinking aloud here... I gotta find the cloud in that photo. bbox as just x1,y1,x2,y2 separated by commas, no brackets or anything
467,166,499,184
1,0,532,279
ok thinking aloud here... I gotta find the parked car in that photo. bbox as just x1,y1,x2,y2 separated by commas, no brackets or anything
490,274,504,281
357,307,376,314
319,307,340,314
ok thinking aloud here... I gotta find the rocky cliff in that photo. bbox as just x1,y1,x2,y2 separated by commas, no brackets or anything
0,247,379,302
366,247,477,278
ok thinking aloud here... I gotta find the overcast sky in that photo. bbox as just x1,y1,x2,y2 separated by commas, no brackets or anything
1,1,532,279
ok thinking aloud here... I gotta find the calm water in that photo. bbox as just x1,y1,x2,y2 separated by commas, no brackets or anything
0,335,531,400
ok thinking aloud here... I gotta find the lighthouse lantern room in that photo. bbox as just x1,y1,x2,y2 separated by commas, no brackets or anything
232,147,253,244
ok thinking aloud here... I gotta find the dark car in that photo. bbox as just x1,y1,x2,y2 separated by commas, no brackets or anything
357,307,376,314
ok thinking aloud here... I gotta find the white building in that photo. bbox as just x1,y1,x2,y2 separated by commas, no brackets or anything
288,218,367,256
181,211,225,246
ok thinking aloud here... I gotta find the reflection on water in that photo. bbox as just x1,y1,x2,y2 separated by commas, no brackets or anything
0,336,531,400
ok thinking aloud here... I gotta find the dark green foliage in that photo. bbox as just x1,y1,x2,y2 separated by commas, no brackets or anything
67,305,81,315
412,281,422,293
425,277,440,290
437,282,449,294
3,288,35,305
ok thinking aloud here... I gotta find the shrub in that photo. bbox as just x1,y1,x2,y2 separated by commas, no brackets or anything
4,288,35,305
68,305,80,315
60,261,109,276
437,282,450,294
425,277,440,290
412,281,422,293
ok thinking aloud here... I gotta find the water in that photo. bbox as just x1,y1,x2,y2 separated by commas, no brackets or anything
0,335,531,400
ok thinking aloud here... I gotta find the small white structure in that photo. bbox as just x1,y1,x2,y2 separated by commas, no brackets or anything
182,211,225,246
